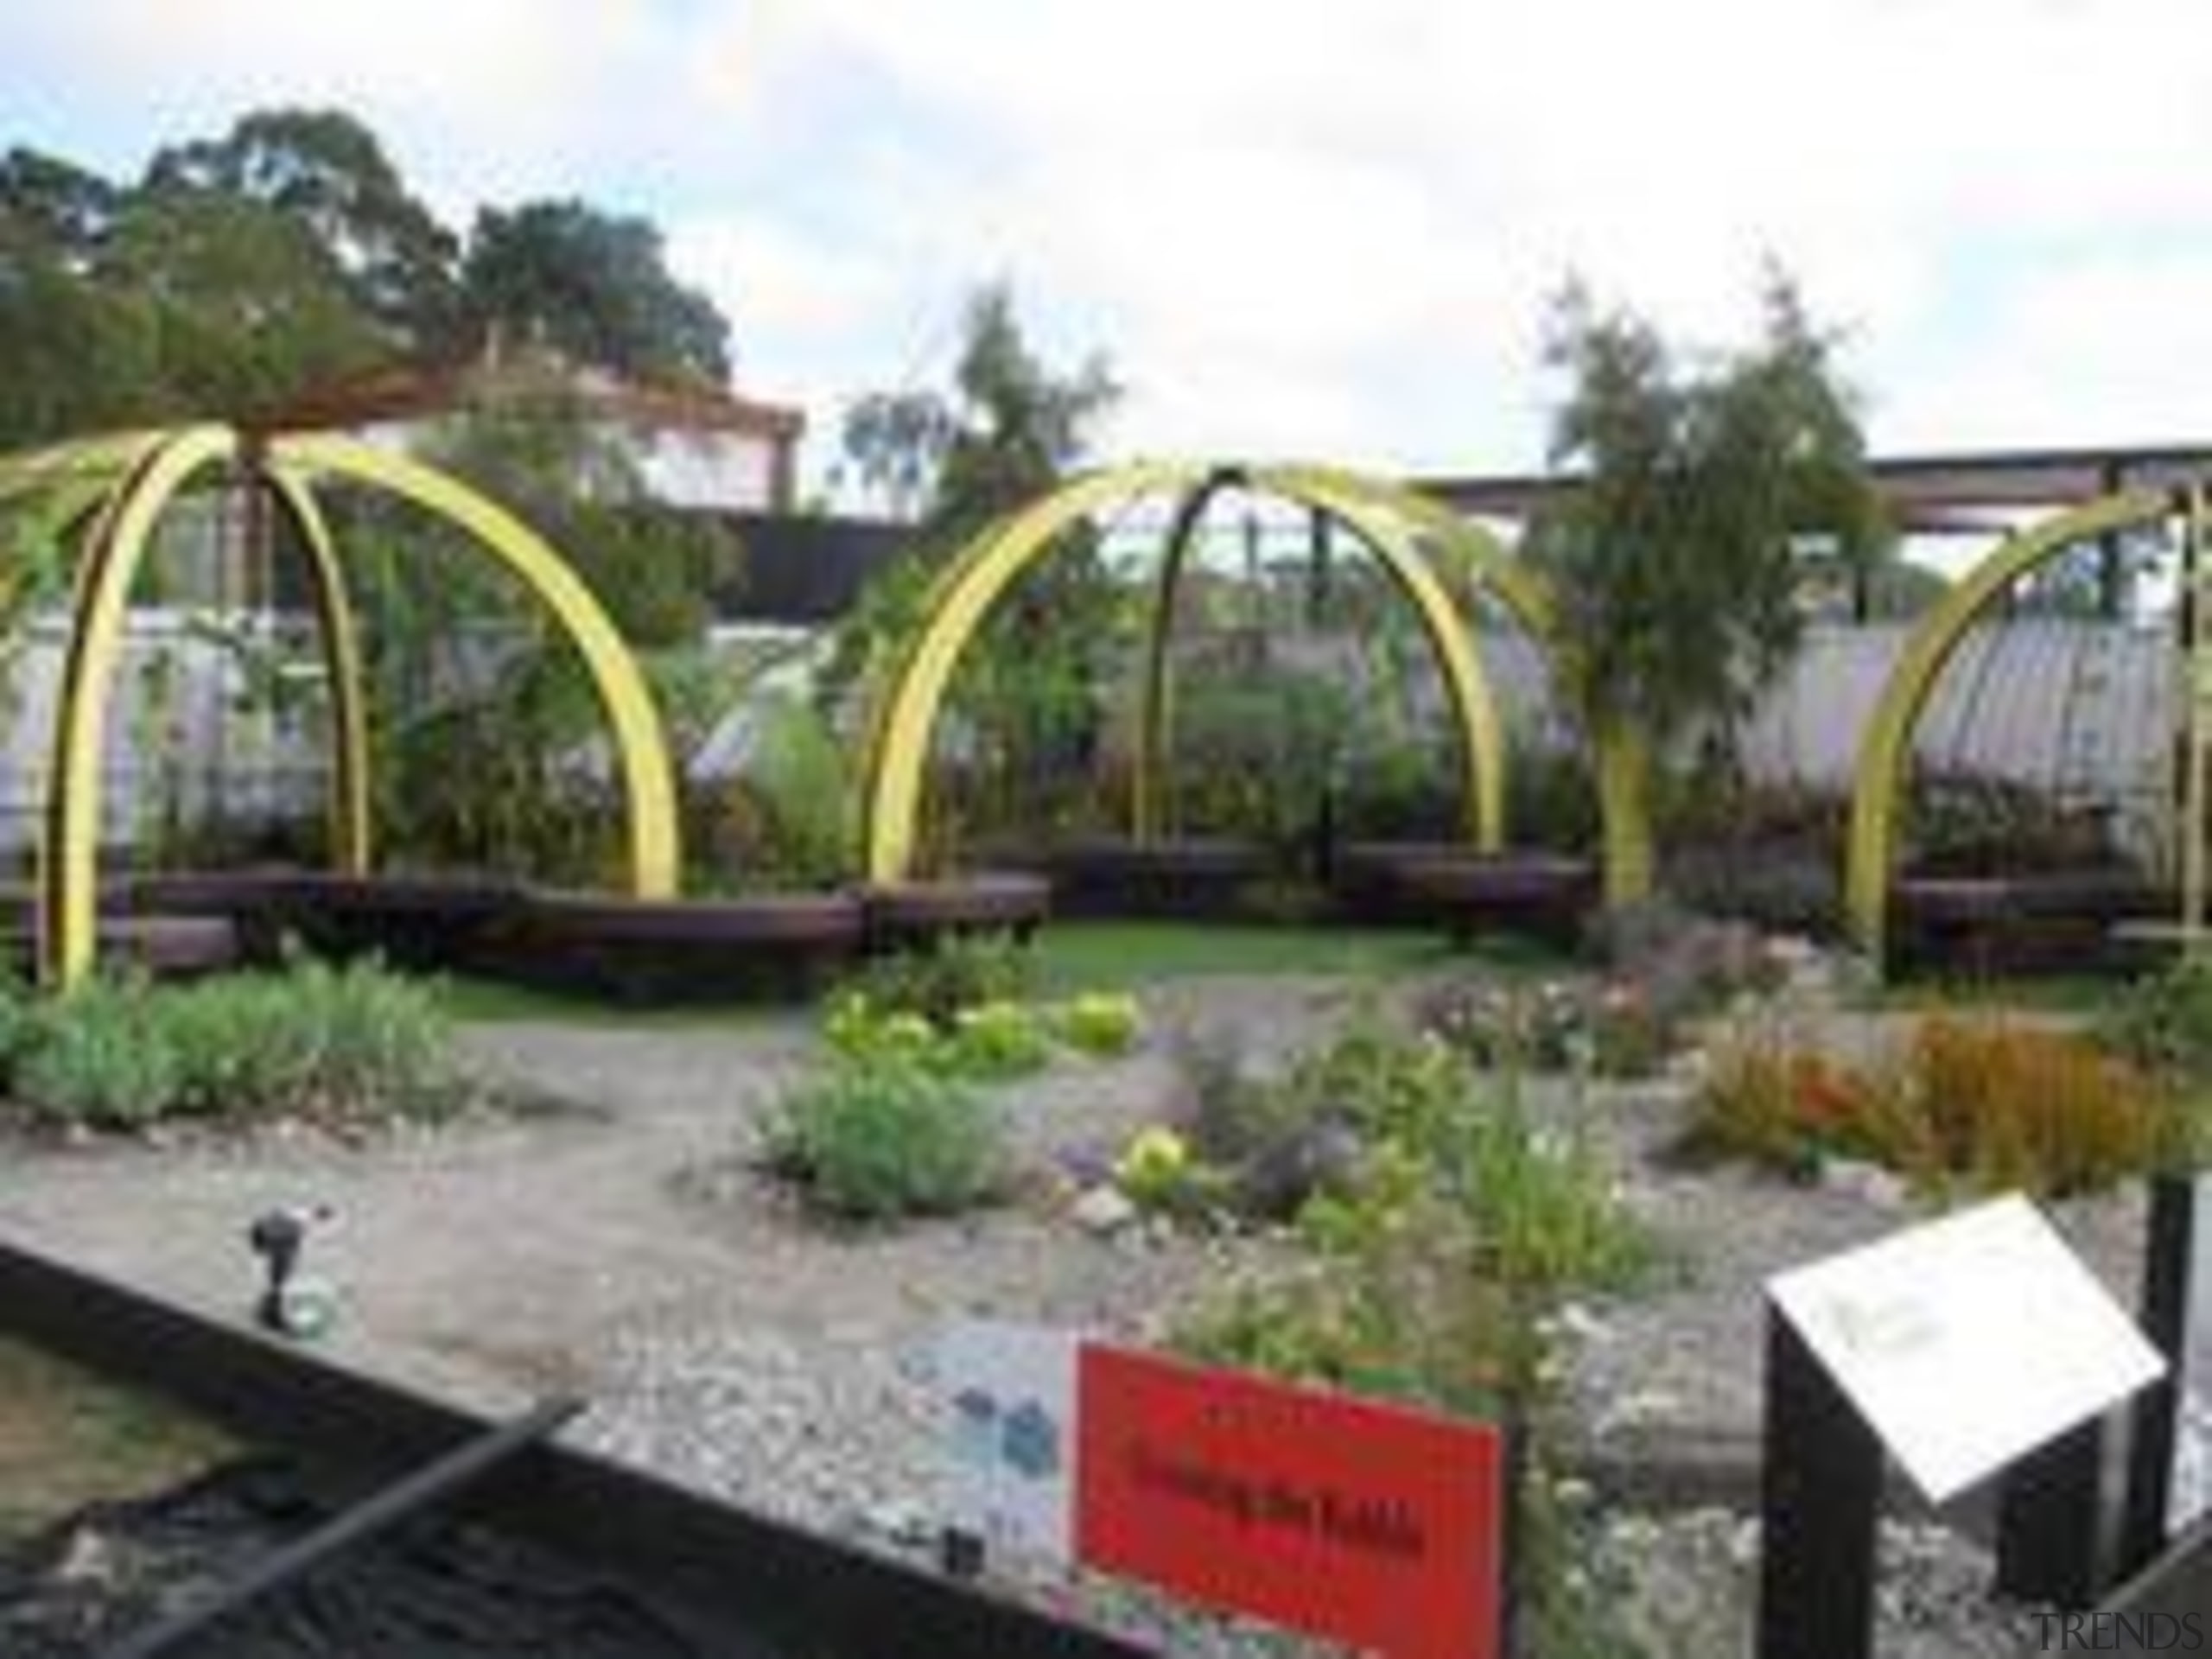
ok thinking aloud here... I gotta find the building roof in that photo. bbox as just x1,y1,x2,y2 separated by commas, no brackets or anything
262,352,806,444
1414,442,2212,534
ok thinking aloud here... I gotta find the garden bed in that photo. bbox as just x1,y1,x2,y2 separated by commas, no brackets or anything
0,936,2185,1656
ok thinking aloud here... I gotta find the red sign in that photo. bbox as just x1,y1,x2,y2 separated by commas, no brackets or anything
1074,1344,1503,1659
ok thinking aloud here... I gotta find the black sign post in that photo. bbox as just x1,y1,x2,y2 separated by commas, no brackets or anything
2122,1173,2200,1577
1994,1417,2107,1607
1758,1304,1884,1659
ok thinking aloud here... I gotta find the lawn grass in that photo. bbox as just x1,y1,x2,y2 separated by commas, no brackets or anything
435,975,791,1029
1031,919,1565,993
437,921,1568,1024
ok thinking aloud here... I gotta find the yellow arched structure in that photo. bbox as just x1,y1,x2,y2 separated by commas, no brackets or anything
266,434,678,904
1843,488,2176,968
11,422,679,988
858,461,1556,886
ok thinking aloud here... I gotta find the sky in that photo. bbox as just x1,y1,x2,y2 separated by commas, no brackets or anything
8,0,2212,493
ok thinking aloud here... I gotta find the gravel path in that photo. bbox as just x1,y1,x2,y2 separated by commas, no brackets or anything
0,973,2180,1656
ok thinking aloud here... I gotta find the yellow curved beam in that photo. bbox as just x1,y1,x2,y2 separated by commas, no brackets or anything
0,430,166,499
858,460,1518,884
1251,466,1506,850
266,434,678,899
1280,463,1560,641
44,425,241,986
1131,472,1235,841
1843,488,2171,965
860,461,1208,881
262,466,372,875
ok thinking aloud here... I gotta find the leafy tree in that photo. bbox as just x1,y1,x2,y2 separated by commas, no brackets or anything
1526,270,1889,905
143,108,461,347
0,147,122,266
837,389,953,523
825,285,1122,851
461,200,728,385
103,186,389,422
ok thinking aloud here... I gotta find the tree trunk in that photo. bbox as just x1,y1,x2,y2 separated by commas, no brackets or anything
1594,721,1656,909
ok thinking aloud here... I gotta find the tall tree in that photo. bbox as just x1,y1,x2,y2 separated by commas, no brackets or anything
144,108,461,347
461,200,729,385
826,284,1122,845
1526,270,1889,906
102,186,387,421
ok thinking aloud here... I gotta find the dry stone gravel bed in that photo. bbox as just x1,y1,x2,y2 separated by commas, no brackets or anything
0,970,2168,1655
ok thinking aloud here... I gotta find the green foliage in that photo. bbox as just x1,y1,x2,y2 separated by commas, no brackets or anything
2106,952,2212,1085
765,1058,1003,1220
1168,663,1351,860
2,960,456,1132
0,106,736,451
947,999,1053,1080
143,107,461,346
822,980,1126,1086
1419,978,1669,1080
1689,1014,2190,1196
843,936,1039,1029
1048,991,1143,1057
462,198,728,385
1529,270,1887,747
1174,1010,1649,1656
703,692,854,890
1906,770,2128,877
1527,269,1885,907
827,284,1123,853
11,978,184,1128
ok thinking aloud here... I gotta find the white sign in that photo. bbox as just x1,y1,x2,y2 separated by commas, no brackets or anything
938,1319,1078,1560
1768,1195,2165,1503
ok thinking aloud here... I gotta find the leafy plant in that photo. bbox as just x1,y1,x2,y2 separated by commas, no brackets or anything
3,960,457,1132
947,999,1052,1080
1174,1011,1649,1656
765,1057,1003,1220
1688,1014,2190,1196
13,977,183,1128
2104,952,2212,1086
1048,991,1142,1057
843,935,1038,1029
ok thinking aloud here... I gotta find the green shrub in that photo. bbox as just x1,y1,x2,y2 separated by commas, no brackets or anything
766,1058,1004,1219
1688,1014,2189,1196
14,977,183,1128
1049,991,1142,1057
1174,1010,1649,1657
2106,952,2212,1087
947,999,1052,1080
4,960,456,1132
845,935,1036,1028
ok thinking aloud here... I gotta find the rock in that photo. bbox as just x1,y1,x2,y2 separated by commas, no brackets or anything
1071,1185,1138,1236
1824,1157,1912,1210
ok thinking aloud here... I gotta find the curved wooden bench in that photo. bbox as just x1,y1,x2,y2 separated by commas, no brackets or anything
265,873,528,973
857,873,1052,954
1328,840,1488,924
1892,871,2168,977
1039,836,1270,920
0,914,238,982
1389,851,1599,949
498,889,866,1002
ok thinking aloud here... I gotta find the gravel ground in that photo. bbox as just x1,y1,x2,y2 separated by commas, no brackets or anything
0,969,2184,1656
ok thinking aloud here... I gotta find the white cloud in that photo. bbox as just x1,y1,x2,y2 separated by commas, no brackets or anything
14,0,2212,473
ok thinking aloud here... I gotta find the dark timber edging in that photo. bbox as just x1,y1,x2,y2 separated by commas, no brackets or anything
0,1236,1153,1659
